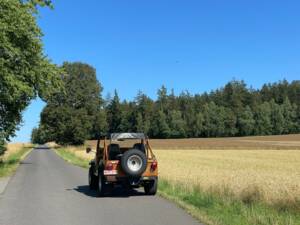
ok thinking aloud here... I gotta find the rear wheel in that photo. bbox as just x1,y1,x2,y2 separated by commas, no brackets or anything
144,178,158,195
88,167,98,190
97,172,106,197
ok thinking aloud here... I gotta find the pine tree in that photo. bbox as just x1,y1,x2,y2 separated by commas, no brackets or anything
223,108,237,136
203,102,225,137
150,110,170,138
135,113,144,133
157,86,168,112
168,110,186,138
237,106,255,136
254,102,272,135
269,100,284,134
92,110,108,139
281,97,298,133
106,90,122,132
193,112,204,137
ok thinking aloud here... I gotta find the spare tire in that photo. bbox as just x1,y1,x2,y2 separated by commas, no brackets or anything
121,149,147,177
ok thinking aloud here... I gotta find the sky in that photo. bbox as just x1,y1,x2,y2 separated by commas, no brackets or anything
12,0,300,142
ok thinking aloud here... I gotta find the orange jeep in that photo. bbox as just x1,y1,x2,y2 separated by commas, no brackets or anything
86,133,158,196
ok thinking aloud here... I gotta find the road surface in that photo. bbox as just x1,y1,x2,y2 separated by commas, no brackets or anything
0,146,202,225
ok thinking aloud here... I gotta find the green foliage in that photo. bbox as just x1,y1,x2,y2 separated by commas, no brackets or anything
281,97,298,133
106,90,122,132
0,139,6,156
193,112,204,137
223,108,238,136
168,110,186,138
34,62,105,145
31,127,39,144
237,106,255,136
269,100,284,135
254,102,272,135
135,112,144,133
91,110,108,139
0,0,61,154
151,110,171,138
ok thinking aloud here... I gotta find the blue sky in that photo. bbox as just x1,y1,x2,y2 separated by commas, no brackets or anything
12,0,300,142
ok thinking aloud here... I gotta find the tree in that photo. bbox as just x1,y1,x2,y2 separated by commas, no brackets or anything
223,80,249,112
134,91,153,134
31,126,48,144
0,139,6,156
223,108,237,136
150,110,170,138
0,0,61,155
254,102,272,135
157,86,168,112
91,110,108,139
168,110,186,138
36,62,104,145
269,100,284,135
281,97,298,133
177,91,195,137
31,127,39,144
193,112,204,137
202,102,225,137
237,106,255,136
106,90,122,132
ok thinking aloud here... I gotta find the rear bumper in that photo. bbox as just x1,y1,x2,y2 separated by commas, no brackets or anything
105,176,157,186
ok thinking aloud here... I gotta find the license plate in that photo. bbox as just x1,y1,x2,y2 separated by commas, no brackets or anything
104,170,118,176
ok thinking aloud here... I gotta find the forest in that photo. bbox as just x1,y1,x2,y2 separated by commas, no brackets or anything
31,62,300,145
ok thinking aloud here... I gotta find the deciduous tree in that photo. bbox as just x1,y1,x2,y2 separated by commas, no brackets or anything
0,0,61,154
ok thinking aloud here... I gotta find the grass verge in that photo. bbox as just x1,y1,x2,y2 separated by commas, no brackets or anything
0,146,33,178
159,180,300,225
54,147,300,225
55,148,89,169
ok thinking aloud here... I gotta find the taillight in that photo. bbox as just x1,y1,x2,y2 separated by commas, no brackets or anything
105,162,113,171
151,161,158,171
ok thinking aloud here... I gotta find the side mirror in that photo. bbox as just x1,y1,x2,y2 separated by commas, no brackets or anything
86,146,92,154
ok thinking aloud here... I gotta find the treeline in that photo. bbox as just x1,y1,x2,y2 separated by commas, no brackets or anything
105,80,300,138
32,62,300,145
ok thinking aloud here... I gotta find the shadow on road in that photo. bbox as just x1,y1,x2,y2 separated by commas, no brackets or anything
35,146,51,150
72,185,146,198
19,162,33,165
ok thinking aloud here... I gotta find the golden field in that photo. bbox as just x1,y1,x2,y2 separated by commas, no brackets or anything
1,143,33,161
0,143,34,178
59,135,300,208
156,149,300,206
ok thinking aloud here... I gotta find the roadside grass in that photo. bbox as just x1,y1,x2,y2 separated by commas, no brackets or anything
54,146,300,225
0,144,34,178
159,180,300,225
55,148,89,169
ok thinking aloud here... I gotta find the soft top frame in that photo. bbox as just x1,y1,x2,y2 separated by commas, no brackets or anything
110,133,146,141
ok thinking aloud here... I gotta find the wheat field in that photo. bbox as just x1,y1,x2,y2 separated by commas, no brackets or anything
1,143,33,161
155,149,300,206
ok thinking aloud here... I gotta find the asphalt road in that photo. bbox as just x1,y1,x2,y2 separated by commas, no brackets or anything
0,146,202,225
